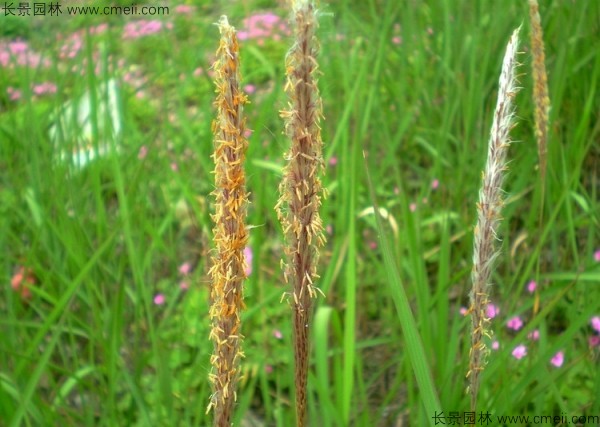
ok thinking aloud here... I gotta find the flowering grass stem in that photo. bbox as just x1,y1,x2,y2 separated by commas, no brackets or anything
275,1,326,425
468,27,521,412
207,16,250,427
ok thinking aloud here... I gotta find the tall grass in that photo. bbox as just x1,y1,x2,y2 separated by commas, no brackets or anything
275,1,325,425
207,16,249,426
1,1,598,425
467,27,521,412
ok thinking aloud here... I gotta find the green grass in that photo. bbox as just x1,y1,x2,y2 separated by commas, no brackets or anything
1,0,599,426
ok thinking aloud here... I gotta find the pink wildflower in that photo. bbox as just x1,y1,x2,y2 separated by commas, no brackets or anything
527,329,540,341
485,303,499,319
526,280,536,293
32,82,57,96
392,36,402,45
431,179,439,190
491,341,500,350
594,249,600,262
138,145,148,159
507,316,524,331
459,307,468,316
591,316,600,333
11,266,35,300
409,202,417,212
179,262,192,276
329,156,337,166
153,293,165,305
589,336,600,347
512,344,527,360
550,351,564,368
175,5,194,14
244,84,256,94
273,329,283,339
9,40,28,54
179,281,189,291
244,246,253,276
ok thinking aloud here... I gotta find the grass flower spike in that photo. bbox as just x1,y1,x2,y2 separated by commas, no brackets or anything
468,27,521,412
275,0,325,425
207,16,250,426
528,0,550,187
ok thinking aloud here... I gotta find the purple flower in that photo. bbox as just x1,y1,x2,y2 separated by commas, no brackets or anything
550,351,564,368
512,344,527,360
506,316,524,331
153,293,165,305
594,249,600,262
244,246,253,276
179,261,192,276
486,303,499,319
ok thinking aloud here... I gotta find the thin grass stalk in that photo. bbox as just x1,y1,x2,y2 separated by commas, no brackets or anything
207,16,249,427
275,1,325,425
468,27,521,412
528,0,550,189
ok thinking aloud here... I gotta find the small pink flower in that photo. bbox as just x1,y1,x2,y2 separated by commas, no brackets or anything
193,67,204,77
273,329,283,340
243,128,253,138
329,156,338,166
175,4,194,14
264,365,273,374
409,203,417,212
527,329,540,341
459,307,468,316
589,335,600,347
326,224,333,235
11,266,35,300
244,84,256,94
7,87,21,101
392,36,402,45
9,40,28,54
369,241,377,250
138,145,148,159
170,162,179,172
512,344,527,360
32,82,57,96
179,262,192,276
486,303,499,319
526,280,536,293
244,246,253,276
153,293,165,305
491,341,500,350
507,316,524,331
550,351,564,367
179,281,189,291
431,179,439,190
591,316,600,333
594,249,600,262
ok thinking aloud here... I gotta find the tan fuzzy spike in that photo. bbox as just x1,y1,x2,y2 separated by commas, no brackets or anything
528,0,550,187
468,28,521,412
275,1,326,425
207,16,249,427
